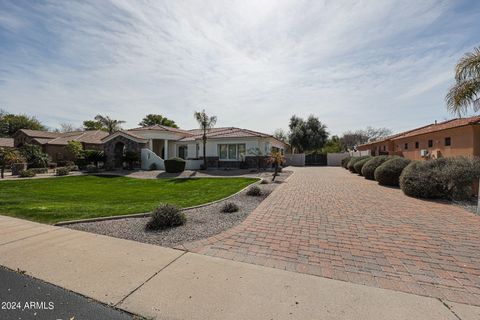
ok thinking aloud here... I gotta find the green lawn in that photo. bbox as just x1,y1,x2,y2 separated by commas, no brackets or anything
0,175,257,224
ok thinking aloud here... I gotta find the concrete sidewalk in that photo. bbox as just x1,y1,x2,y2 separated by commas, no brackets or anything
0,215,478,320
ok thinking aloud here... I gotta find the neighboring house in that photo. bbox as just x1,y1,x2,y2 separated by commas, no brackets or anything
0,138,14,149
102,125,288,169
357,115,480,160
13,129,108,163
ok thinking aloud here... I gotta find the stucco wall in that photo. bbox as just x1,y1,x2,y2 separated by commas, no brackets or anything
393,126,475,160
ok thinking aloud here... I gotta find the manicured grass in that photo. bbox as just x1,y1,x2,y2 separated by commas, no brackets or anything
0,175,257,224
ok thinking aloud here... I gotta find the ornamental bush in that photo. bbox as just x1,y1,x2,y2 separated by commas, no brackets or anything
246,185,262,196
374,157,411,186
400,157,480,200
341,156,352,169
19,169,36,178
361,156,393,180
56,167,70,176
221,202,239,213
145,204,186,231
164,157,186,173
347,156,370,173
30,167,48,174
353,156,372,175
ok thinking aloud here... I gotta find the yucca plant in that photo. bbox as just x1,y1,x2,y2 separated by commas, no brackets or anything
446,47,480,115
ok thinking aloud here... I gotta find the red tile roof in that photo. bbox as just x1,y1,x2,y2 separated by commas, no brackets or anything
46,130,109,145
17,129,62,139
129,125,193,135
0,138,14,148
180,127,272,141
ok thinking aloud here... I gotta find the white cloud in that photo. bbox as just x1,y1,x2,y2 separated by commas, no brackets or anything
0,0,478,135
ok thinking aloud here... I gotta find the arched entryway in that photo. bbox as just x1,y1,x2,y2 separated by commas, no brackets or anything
114,142,125,168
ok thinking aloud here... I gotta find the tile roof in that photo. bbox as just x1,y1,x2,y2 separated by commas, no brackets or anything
129,125,193,135
18,129,62,139
359,115,480,147
46,130,109,145
31,138,53,145
179,127,272,141
0,138,14,148
391,116,480,140
101,130,148,142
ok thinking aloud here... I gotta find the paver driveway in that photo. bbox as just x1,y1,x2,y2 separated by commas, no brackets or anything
183,167,480,306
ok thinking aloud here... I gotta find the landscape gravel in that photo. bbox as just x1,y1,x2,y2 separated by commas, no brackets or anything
67,171,291,247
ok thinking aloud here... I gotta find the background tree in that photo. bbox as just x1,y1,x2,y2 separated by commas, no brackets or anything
288,115,328,153
83,120,104,131
446,47,480,115
139,114,178,128
57,123,81,133
273,128,289,143
0,110,46,137
94,115,125,134
193,109,217,169
321,135,343,153
340,127,392,150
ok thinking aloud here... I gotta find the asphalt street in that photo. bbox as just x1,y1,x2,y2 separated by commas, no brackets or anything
0,266,135,320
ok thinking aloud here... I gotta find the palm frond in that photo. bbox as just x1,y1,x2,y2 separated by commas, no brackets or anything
446,77,480,116
455,47,480,81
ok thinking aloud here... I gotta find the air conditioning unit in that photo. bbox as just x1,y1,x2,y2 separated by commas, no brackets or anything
420,149,428,157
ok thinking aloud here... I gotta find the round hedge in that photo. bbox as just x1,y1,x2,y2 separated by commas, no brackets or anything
347,156,370,173
341,156,352,169
361,155,394,180
164,157,186,173
374,157,411,186
353,157,372,175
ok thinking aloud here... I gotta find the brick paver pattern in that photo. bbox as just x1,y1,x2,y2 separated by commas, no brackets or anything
182,167,480,306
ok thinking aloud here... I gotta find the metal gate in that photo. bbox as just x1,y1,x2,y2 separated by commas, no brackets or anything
305,153,327,166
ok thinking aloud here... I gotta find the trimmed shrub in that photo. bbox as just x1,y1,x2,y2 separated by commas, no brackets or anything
56,167,70,176
260,178,269,184
341,156,352,169
86,164,99,173
145,204,186,231
347,156,370,173
19,169,36,178
361,156,393,180
400,157,480,200
221,202,239,213
374,157,411,186
30,167,48,174
164,157,186,173
353,157,372,175
246,185,262,196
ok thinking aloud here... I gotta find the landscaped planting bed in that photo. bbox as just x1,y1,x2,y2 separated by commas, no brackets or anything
0,175,258,224
66,171,291,247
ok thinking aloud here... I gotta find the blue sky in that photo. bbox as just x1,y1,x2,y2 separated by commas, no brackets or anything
0,0,479,135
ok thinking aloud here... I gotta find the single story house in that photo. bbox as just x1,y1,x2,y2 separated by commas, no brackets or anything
13,129,108,163
0,138,14,149
102,125,288,169
357,115,480,160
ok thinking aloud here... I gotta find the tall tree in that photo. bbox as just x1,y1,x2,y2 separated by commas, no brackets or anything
446,47,480,116
288,115,328,153
340,127,392,150
93,115,125,134
0,110,46,137
83,120,104,131
139,114,178,128
57,122,81,133
273,128,289,143
193,109,217,169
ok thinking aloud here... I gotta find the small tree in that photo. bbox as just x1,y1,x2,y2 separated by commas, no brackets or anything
66,141,83,161
0,147,23,178
268,151,285,181
193,109,217,169
19,144,49,168
83,150,105,167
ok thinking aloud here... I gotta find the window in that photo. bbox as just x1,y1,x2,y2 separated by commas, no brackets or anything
428,140,433,148
404,143,408,150
218,144,246,160
415,142,419,149
445,137,451,146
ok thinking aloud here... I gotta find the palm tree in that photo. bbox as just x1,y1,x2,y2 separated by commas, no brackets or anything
446,47,480,116
94,115,125,134
193,109,217,170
